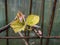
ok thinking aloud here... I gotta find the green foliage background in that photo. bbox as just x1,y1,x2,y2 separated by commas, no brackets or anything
0,0,60,45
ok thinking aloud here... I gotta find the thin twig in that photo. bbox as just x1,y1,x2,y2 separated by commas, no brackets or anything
18,32,28,45
0,24,10,33
33,29,42,38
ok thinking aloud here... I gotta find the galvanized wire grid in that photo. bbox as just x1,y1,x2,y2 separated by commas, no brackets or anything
0,0,58,45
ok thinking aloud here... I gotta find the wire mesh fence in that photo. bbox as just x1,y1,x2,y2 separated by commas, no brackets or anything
0,0,59,45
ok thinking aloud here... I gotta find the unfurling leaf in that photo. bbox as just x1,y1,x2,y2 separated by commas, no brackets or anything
10,19,26,33
10,11,40,33
26,15,40,26
10,12,26,33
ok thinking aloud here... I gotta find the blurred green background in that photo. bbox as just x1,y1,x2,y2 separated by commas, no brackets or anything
0,0,60,45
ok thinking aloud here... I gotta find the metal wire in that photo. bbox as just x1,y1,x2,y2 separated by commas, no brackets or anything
40,0,45,45
0,36,60,39
45,0,57,45
0,0,59,45
5,0,9,45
